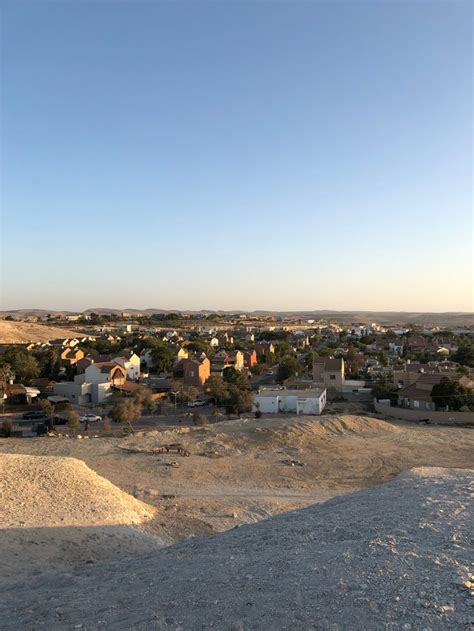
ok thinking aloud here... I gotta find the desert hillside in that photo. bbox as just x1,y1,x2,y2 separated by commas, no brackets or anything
1,415,473,546
1,467,472,630
0,320,80,343
0,454,163,583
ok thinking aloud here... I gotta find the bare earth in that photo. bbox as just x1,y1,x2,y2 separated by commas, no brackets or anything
0,414,473,586
1,467,472,630
0,320,81,343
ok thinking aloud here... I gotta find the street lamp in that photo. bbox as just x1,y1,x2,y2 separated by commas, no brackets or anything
171,391,179,419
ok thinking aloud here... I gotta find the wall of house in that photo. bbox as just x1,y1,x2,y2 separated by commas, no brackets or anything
374,400,474,425
84,365,108,384
91,383,112,404
53,382,92,405
296,397,321,415
253,393,326,415
253,395,279,414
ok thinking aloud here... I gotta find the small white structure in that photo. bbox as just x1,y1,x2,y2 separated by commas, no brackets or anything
113,352,141,380
253,388,326,416
53,381,112,405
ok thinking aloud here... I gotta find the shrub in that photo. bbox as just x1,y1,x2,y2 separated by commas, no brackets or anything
1,419,12,437
193,413,209,426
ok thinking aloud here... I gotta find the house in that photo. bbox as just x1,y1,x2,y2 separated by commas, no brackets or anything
182,356,211,387
5,384,40,405
53,381,112,405
212,350,245,373
397,373,473,411
113,351,141,381
30,377,55,397
53,381,93,406
312,358,345,390
243,350,258,370
255,342,275,356
60,347,84,367
253,387,326,415
392,363,437,388
76,356,95,374
82,362,127,386
172,346,189,363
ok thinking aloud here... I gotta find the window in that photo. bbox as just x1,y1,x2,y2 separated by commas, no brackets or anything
413,400,420,408
329,375,336,380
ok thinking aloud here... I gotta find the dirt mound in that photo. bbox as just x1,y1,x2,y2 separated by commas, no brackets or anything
262,415,401,449
0,320,79,343
0,454,155,528
122,415,400,457
0,454,163,584
1,467,472,629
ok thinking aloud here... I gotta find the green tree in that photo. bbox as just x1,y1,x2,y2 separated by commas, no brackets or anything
170,381,198,403
132,387,155,412
150,345,176,374
39,399,55,426
276,357,301,383
453,343,474,368
346,347,364,376
204,375,230,405
110,398,142,432
431,378,474,411
222,367,250,389
1,347,40,384
224,384,254,417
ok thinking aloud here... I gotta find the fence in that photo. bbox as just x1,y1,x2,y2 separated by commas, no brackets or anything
373,399,474,425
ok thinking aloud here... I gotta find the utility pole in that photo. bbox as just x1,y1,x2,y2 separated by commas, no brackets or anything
171,391,179,420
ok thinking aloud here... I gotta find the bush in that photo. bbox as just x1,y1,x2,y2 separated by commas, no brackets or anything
1,419,12,437
255,409,262,419
192,413,209,426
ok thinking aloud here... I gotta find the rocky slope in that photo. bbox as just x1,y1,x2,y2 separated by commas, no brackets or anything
1,467,472,630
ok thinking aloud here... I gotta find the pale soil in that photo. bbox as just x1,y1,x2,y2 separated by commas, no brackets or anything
1,467,472,630
0,414,473,589
0,320,80,343
0,454,162,584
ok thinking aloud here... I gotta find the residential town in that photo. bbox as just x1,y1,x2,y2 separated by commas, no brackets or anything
1,311,473,437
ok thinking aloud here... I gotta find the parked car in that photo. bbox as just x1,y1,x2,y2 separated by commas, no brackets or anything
186,400,207,408
22,411,47,420
53,414,70,425
79,413,102,423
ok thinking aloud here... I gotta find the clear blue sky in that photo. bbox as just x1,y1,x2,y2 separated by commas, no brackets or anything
1,1,472,312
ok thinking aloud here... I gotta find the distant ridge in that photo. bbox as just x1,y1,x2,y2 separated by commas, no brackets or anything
1,308,473,327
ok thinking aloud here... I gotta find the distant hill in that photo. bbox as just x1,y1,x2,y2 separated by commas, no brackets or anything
1,308,473,328
0,321,80,344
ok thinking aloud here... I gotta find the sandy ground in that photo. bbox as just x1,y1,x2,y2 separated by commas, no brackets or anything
0,454,163,584
1,414,473,574
0,320,80,343
1,467,472,630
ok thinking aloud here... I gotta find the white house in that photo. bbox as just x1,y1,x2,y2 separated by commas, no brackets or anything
52,381,112,405
82,362,127,386
253,388,326,416
113,351,141,380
